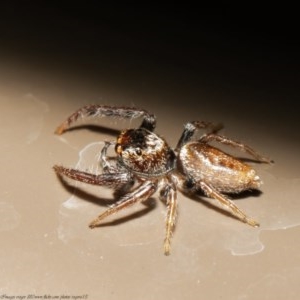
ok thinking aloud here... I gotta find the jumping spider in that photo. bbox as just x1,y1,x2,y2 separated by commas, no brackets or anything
54,105,271,255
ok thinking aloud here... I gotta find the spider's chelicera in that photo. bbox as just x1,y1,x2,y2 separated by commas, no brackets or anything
54,105,272,255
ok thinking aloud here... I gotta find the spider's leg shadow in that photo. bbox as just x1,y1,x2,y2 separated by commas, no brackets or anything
63,124,120,136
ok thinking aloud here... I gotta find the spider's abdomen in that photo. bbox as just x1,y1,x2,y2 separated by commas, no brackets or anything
115,128,175,177
179,142,262,193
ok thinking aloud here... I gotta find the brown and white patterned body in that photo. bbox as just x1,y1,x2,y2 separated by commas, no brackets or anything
54,105,272,255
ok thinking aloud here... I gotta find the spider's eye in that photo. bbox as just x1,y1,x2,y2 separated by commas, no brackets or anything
136,148,142,156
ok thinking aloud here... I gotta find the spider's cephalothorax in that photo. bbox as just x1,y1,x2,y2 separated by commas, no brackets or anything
115,128,176,177
54,105,272,255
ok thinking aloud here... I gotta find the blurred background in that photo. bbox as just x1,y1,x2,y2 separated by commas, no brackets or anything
0,2,299,299
1,2,299,140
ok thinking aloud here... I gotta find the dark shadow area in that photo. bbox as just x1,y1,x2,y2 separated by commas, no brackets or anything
1,3,299,84
61,124,121,137
1,2,299,143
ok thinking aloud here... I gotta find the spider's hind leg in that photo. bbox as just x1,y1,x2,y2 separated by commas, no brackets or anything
200,134,272,163
199,180,260,227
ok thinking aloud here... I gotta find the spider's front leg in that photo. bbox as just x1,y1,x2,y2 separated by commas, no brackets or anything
55,104,156,134
89,180,157,228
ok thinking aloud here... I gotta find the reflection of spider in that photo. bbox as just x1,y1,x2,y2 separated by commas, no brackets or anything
54,105,271,255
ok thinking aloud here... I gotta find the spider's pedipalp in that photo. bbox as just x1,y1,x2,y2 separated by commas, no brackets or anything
100,141,117,172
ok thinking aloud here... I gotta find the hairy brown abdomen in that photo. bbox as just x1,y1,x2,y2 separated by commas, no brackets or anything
179,142,262,193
